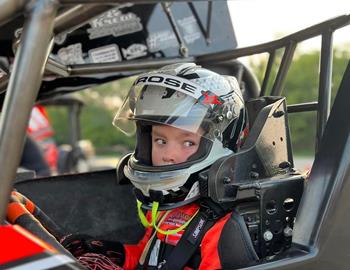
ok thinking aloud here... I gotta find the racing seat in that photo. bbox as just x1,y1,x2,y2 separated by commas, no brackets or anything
198,96,304,266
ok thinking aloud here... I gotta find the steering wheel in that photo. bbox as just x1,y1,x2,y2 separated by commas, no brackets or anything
7,190,71,255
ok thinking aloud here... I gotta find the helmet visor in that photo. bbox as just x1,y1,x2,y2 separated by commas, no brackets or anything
113,73,241,141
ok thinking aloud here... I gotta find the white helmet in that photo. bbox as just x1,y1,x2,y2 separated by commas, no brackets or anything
113,63,246,210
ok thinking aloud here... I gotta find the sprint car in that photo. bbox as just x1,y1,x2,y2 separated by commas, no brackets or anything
0,1,350,269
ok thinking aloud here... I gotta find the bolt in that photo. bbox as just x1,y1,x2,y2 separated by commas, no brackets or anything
263,230,273,241
223,177,231,184
179,46,188,57
284,226,293,237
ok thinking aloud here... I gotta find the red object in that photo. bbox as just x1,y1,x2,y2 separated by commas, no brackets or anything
201,92,223,105
27,105,54,141
0,225,55,264
122,203,231,270
27,105,59,172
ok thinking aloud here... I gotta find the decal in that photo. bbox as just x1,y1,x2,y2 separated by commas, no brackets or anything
122,44,148,60
89,44,121,63
197,91,224,109
87,8,142,39
188,216,206,244
134,73,205,99
147,30,177,52
177,16,201,44
57,43,85,65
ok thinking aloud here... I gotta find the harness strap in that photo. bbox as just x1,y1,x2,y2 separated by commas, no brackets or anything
160,211,215,270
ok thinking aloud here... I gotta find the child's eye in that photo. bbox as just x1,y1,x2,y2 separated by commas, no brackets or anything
184,141,195,147
154,138,166,145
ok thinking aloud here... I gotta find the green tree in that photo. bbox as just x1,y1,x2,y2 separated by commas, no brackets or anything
250,46,350,156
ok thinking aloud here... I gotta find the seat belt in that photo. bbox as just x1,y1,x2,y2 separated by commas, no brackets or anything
160,211,214,270
160,199,229,270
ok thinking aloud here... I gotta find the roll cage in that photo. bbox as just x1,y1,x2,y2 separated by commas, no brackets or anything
0,1,350,269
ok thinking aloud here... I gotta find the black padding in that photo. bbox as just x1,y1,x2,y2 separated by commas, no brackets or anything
16,214,74,258
135,123,152,165
218,210,259,269
14,169,144,244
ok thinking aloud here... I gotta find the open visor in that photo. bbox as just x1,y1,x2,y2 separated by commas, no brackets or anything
113,73,241,141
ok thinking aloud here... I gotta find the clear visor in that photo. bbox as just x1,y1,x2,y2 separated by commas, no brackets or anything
113,73,240,141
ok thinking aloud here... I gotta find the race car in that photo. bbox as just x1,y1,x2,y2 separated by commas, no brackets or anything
0,1,350,269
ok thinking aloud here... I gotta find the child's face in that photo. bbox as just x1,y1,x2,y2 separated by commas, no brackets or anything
151,125,203,166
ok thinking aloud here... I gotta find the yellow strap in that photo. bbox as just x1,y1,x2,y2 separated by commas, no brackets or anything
137,200,199,236
153,209,199,235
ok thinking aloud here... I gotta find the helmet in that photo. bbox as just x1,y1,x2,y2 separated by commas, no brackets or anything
113,63,246,210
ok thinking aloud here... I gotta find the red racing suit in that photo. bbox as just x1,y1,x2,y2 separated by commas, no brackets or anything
66,202,233,270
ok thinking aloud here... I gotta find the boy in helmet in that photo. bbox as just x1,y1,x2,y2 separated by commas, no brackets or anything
8,63,257,269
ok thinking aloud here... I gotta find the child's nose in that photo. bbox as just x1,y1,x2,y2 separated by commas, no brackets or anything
162,147,178,164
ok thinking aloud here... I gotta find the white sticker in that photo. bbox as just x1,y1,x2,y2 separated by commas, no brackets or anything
88,8,143,39
122,44,148,60
147,30,177,52
57,43,85,65
177,16,201,44
89,44,121,63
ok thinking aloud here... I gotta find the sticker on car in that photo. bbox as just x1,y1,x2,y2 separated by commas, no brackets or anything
89,44,122,63
147,30,177,52
57,43,85,65
87,8,143,39
178,16,201,44
122,44,148,60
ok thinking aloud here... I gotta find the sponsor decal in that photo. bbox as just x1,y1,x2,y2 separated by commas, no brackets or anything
87,8,142,39
147,30,177,52
192,217,205,239
89,44,121,63
122,43,148,60
177,16,201,44
164,212,191,227
198,90,224,106
57,43,84,65
133,73,204,99
187,215,207,244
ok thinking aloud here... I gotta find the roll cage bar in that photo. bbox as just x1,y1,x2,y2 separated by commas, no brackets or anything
0,1,349,268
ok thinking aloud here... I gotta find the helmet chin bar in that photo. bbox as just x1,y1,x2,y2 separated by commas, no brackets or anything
134,187,200,211
198,97,304,261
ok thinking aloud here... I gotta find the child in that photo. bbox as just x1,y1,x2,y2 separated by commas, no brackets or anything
9,63,257,270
